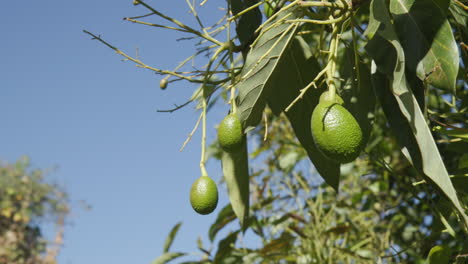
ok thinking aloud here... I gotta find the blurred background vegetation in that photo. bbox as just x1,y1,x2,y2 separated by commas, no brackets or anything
0,157,68,264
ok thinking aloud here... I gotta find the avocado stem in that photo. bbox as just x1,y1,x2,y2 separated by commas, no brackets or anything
199,46,225,178
230,86,237,114
200,96,209,178
326,20,341,102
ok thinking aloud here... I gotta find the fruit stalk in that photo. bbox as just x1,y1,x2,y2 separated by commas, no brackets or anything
230,86,237,114
326,23,340,102
200,97,209,177
227,24,237,115
199,46,226,177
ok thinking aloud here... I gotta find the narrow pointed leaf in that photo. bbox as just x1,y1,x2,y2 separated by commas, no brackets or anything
259,232,294,256
238,4,262,47
227,0,262,47
365,0,468,229
151,252,186,264
449,1,468,43
266,36,340,190
163,222,182,253
338,43,376,145
426,245,451,264
221,136,249,228
209,204,236,241
390,0,459,91
236,7,302,131
214,231,240,263
434,126,468,142
196,237,204,253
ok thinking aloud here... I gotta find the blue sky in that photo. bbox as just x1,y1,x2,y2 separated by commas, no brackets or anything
0,1,252,263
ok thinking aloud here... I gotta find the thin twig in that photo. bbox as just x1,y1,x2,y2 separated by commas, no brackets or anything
83,30,230,86
241,24,297,81
254,0,299,34
126,12,155,20
454,0,468,10
135,0,223,46
287,15,347,25
227,1,263,22
380,242,417,259
124,18,190,33
185,0,205,31
298,0,342,8
430,116,468,131
180,112,203,151
157,100,194,113
284,67,327,112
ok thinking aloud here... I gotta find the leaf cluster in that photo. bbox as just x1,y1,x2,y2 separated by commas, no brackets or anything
86,0,468,263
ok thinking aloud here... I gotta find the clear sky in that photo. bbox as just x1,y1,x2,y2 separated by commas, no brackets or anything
0,1,249,263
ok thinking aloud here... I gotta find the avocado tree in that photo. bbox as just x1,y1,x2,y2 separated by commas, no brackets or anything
0,157,69,264
85,0,468,263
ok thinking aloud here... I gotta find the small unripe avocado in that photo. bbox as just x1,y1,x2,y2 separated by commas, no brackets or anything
190,176,218,215
311,93,363,163
159,78,168,89
218,114,244,152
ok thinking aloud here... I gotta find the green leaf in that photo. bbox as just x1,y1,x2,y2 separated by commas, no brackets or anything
227,0,262,47
221,136,250,228
215,255,243,264
236,7,302,131
214,231,240,263
458,154,468,169
338,42,376,145
355,249,373,258
366,0,468,230
434,126,468,142
365,2,408,95
163,222,182,253
196,236,204,252
263,0,279,18
266,36,340,190
209,204,236,241
259,232,294,257
426,245,451,264
371,68,468,231
431,197,455,234
227,0,244,14
451,174,468,194
151,252,186,264
447,140,468,154
449,1,468,43
389,0,459,91
235,0,262,47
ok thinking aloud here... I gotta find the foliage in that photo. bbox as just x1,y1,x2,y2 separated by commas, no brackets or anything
86,0,468,263
0,157,68,264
